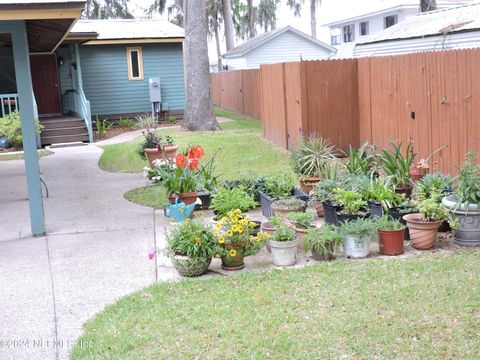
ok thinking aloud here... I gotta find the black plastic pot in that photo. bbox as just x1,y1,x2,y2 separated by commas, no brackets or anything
293,188,310,202
259,191,275,218
368,201,383,218
250,220,262,236
322,201,341,226
195,191,211,211
336,212,369,225
388,207,417,240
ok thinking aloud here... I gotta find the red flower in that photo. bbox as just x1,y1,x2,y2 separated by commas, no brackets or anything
188,158,199,170
175,154,187,168
188,145,205,160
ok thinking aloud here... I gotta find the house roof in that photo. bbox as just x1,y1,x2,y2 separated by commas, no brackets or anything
358,2,480,45
70,19,184,43
323,0,470,26
223,26,336,59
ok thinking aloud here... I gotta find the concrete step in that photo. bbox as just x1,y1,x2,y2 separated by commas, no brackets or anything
41,133,89,146
41,126,88,137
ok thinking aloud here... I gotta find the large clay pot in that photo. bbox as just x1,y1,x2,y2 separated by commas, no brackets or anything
168,192,198,205
144,148,163,167
299,177,321,194
443,195,480,247
378,228,405,255
410,166,428,182
403,213,442,250
160,144,179,161
315,201,324,218
171,254,211,277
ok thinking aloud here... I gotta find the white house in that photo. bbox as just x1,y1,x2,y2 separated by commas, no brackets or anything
222,26,336,70
324,0,471,49
355,3,480,57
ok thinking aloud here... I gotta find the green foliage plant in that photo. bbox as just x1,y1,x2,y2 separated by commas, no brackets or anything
340,218,376,238
364,176,405,211
416,192,448,222
0,111,43,147
210,187,258,218
453,152,480,207
167,115,177,124
415,172,453,203
379,141,414,188
375,216,405,231
333,188,367,215
286,211,314,230
166,219,222,260
345,142,378,176
262,173,297,200
117,118,136,128
273,224,296,242
95,117,112,137
290,136,337,177
303,224,342,256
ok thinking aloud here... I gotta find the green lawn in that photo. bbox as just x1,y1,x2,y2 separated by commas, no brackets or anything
103,108,291,208
72,250,480,360
0,149,53,161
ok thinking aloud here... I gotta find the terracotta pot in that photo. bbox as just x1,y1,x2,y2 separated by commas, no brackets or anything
144,147,163,168
171,254,211,277
168,192,198,205
261,222,274,253
410,166,428,182
299,177,321,194
395,185,413,199
160,144,178,161
403,213,442,250
315,201,325,218
378,228,405,255
221,243,246,271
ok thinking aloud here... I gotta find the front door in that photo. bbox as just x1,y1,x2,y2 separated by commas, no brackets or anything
30,54,62,115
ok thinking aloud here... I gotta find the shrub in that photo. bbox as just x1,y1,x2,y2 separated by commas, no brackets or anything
453,152,480,207
290,136,336,177
286,211,314,229
210,187,257,218
118,118,136,128
415,173,453,202
303,224,342,256
333,188,367,215
272,224,296,242
262,173,297,199
375,216,405,231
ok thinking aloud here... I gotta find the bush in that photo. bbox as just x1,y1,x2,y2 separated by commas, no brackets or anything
210,187,258,218
118,118,136,127
262,173,297,200
0,111,43,147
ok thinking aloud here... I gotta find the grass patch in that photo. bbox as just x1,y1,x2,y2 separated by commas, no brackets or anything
214,107,260,123
124,184,167,209
72,250,480,359
0,149,53,161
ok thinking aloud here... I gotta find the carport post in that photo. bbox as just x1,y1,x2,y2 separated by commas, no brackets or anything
10,21,46,236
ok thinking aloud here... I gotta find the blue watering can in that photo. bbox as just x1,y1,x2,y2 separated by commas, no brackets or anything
163,198,196,223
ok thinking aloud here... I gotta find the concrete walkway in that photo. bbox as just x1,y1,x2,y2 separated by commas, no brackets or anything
0,144,157,360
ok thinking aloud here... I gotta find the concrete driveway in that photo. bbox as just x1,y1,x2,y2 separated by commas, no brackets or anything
0,144,158,360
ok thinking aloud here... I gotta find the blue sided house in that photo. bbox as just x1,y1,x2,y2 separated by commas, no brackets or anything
0,18,185,145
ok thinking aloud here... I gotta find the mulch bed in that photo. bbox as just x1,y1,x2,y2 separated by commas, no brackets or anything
0,146,23,154
94,122,180,142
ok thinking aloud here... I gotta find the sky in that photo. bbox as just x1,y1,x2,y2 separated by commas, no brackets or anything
130,0,417,62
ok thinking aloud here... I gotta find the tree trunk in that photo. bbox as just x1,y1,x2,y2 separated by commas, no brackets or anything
420,0,437,12
214,19,223,72
310,0,317,38
223,0,235,50
247,0,256,39
183,0,219,131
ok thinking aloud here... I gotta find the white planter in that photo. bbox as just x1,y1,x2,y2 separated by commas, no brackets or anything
343,235,370,259
270,239,298,266
443,195,480,247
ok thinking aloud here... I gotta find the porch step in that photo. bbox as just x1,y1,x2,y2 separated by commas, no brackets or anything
39,115,89,146
41,133,89,146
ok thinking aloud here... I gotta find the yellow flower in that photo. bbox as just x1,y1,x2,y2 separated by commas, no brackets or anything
213,231,220,237
226,230,233,237
249,222,257,227
185,218,191,223
221,217,228,222
229,249,237,257
227,211,233,218
194,237,201,244
241,219,248,226
234,209,242,215
218,236,225,244
231,217,239,223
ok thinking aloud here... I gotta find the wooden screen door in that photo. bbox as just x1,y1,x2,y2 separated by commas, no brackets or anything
30,54,62,115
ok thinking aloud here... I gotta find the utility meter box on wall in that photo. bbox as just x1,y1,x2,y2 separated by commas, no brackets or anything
149,77,161,103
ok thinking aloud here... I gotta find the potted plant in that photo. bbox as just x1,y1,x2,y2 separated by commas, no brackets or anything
215,209,269,270
290,136,336,193
415,172,453,232
375,216,405,256
340,218,375,259
333,188,368,224
312,162,346,224
443,152,480,247
261,216,282,253
403,192,448,250
196,155,220,210
344,142,378,177
271,197,307,219
270,224,298,266
364,177,405,218
166,219,222,277
137,127,177,167
259,174,297,217
210,187,257,219
285,211,316,249
379,141,414,198
303,224,342,261
155,145,207,205
410,146,447,181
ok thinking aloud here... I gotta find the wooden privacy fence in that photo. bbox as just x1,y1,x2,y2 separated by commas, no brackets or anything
211,49,480,174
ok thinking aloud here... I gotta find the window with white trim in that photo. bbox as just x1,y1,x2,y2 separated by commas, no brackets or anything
127,47,144,80
343,24,355,43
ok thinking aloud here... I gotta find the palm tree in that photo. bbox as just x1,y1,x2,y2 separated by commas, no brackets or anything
286,0,321,38
420,0,437,12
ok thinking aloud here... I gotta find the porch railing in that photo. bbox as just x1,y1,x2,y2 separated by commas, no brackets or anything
0,93,19,118
73,88,93,142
